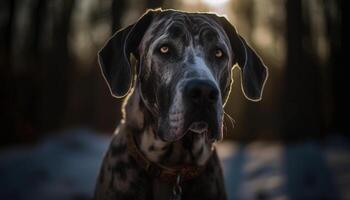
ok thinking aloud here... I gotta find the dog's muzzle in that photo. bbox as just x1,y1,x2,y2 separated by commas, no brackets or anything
182,79,221,141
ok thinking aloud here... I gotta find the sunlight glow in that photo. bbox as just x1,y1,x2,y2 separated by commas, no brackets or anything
202,0,230,7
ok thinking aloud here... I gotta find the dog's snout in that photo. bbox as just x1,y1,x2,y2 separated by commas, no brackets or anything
184,80,219,105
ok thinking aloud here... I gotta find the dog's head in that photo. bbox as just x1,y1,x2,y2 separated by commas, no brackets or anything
99,9,267,143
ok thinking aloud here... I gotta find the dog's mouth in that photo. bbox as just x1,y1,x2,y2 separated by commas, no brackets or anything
188,121,208,134
161,119,221,142
185,121,218,143
162,107,222,142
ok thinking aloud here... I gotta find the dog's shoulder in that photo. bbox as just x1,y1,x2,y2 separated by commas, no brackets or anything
94,123,149,199
104,122,139,169
110,123,129,148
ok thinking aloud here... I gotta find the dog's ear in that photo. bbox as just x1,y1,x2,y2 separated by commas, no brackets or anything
98,9,159,98
217,16,268,101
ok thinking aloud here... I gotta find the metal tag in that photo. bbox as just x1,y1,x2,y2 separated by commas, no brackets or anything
171,174,182,200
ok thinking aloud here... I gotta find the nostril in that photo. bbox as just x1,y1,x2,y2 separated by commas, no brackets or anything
209,89,219,102
190,87,202,101
185,80,219,104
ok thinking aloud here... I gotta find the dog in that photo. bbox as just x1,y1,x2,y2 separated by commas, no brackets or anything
94,9,268,200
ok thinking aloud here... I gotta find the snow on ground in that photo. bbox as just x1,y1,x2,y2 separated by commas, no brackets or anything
218,135,350,200
0,129,349,200
0,129,110,200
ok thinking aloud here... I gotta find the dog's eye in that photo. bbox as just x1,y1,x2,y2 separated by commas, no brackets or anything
215,49,223,58
159,46,169,54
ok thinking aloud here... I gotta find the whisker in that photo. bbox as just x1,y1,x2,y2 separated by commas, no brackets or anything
223,111,236,131
223,122,228,137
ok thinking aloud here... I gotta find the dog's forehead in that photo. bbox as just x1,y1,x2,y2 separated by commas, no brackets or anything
157,12,219,31
142,12,228,45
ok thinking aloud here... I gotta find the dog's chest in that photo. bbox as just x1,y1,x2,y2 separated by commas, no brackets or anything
138,127,212,166
94,127,226,200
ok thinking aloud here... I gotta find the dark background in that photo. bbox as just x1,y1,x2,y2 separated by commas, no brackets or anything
0,0,347,199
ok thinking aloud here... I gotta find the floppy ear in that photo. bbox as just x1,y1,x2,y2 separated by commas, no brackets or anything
98,9,158,98
217,16,268,101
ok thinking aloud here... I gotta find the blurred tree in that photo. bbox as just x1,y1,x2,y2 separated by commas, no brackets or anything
231,0,255,40
38,0,75,132
146,0,166,9
111,0,165,34
0,0,16,144
322,0,345,134
112,0,126,32
0,0,76,146
282,0,344,140
282,0,323,141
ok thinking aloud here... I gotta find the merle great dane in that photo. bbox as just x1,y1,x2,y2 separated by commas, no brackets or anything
94,9,268,200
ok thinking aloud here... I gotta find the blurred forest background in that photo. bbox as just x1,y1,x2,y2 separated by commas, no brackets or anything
0,0,347,200
0,0,345,146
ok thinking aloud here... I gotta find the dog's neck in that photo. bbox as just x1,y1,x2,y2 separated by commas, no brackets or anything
123,87,213,167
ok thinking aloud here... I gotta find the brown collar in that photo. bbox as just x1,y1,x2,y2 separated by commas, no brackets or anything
126,132,206,183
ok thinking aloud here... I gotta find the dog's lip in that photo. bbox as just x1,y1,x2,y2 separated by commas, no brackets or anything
163,121,215,142
188,121,208,134
187,121,217,143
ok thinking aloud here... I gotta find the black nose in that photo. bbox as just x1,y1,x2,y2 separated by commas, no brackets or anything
184,79,219,105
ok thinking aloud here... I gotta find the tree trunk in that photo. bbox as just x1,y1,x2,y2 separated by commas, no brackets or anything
282,0,323,141
323,0,345,134
112,0,126,33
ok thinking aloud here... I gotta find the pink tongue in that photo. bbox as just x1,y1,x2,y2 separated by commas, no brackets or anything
189,122,208,134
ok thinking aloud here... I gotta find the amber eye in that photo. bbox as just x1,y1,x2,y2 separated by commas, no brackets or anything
215,49,223,58
160,46,169,54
